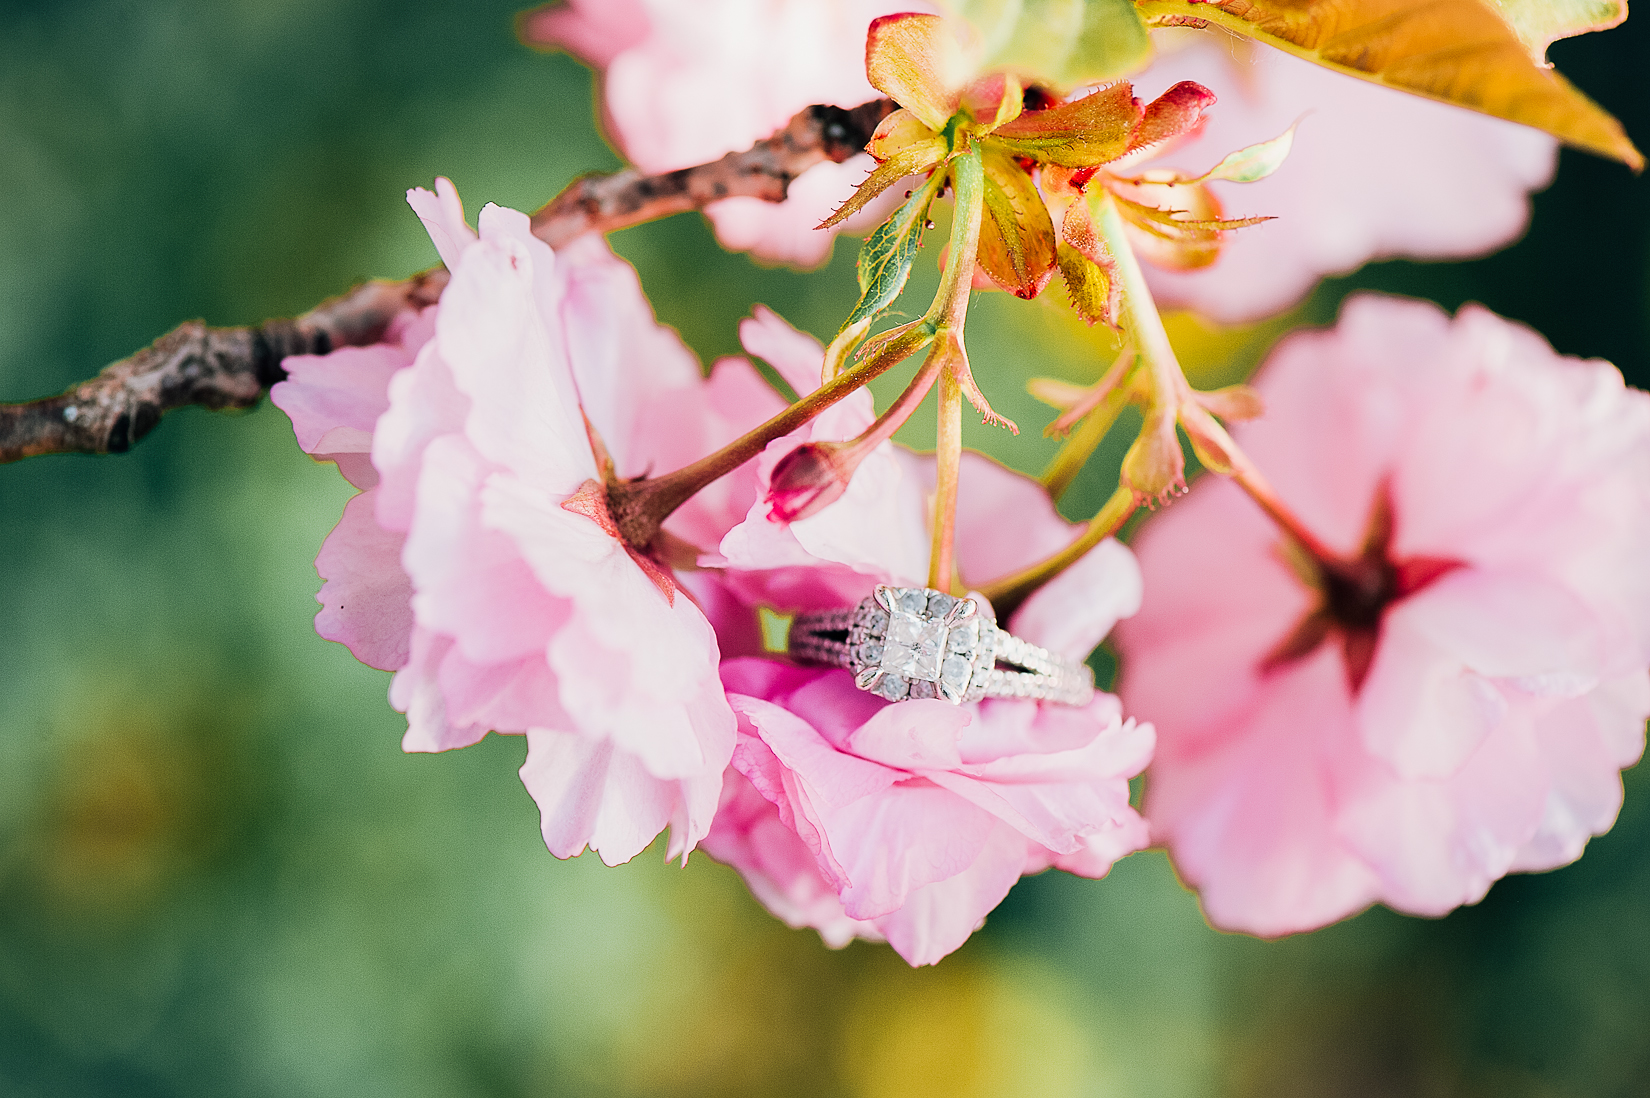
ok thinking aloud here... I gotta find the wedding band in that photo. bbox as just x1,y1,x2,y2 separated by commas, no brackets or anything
788,585,1094,706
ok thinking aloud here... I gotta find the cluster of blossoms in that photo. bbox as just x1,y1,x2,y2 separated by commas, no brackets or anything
272,0,1648,964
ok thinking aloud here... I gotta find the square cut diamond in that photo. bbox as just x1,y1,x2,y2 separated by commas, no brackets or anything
883,609,946,680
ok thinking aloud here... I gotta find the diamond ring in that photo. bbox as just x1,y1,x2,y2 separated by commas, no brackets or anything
787,585,1095,706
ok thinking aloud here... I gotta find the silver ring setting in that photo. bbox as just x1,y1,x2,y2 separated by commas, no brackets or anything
787,585,1095,707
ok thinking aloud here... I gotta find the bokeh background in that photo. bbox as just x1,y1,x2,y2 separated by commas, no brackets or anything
2,1,1648,1095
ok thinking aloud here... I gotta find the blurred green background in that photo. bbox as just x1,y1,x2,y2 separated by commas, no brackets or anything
1,1,1647,1095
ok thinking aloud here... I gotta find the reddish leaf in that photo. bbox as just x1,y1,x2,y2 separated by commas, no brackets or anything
1123,80,1217,158
987,82,1142,167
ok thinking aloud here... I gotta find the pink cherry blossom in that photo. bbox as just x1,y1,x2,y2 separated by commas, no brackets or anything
522,0,928,266
1116,294,1650,936
705,657,1153,966
696,321,1152,964
1132,37,1556,322
273,179,799,866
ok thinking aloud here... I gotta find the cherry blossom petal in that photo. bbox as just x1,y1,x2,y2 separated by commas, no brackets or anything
314,488,413,672
872,821,1030,966
406,177,477,271
521,728,722,866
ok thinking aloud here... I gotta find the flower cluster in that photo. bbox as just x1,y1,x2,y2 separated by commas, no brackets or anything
273,1,1648,963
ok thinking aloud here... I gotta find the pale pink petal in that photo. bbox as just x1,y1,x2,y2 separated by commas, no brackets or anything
700,766,883,948
1149,649,1383,937
1511,672,1649,871
552,0,922,174
437,207,595,494
436,644,570,735
872,822,1030,966
401,436,566,666
1354,607,1507,780
1336,704,1548,915
372,341,470,534
406,177,477,271
314,488,413,672
520,0,650,69
845,699,971,770
393,630,490,754
272,342,410,489
1054,815,1152,878
520,728,711,866
554,234,707,474
1121,294,1650,933
739,305,832,397
829,779,1000,920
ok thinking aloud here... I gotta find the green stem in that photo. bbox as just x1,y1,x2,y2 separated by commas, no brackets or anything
1090,188,1339,562
926,146,986,593
1093,191,1182,409
931,368,964,592
979,484,1137,616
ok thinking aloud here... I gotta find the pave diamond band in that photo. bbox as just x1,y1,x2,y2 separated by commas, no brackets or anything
788,585,1095,707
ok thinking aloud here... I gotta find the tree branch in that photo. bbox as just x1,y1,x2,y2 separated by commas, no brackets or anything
531,101,896,245
0,98,896,463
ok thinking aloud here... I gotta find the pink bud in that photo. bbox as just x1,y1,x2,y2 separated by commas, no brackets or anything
766,441,858,523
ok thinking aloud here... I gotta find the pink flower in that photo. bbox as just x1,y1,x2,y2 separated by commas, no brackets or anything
273,179,797,866
1133,38,1557,323
523,0,928,266
705,656,1153,966
694,324,1152,964
1116,294,1650,936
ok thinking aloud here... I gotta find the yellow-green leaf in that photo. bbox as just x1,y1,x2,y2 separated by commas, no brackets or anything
838,171,947,338
976,149,1058,297
946,0,1155,89
987,82,1141,167
1189,123,1296,183
1055,242,1121,326
821,117,949,229
1110,184,1271,270
1135,0,1641,168
1487,0,1625,58
867,13,971,132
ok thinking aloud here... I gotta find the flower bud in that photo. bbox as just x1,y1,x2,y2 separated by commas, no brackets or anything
1120,405,1186,506
765,441,861,523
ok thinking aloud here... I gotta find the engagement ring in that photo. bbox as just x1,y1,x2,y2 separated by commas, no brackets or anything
788,585,1095,706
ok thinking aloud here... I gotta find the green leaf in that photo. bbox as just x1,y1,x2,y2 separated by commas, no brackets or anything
837,171,947,339
1135,0,1642,169
948,0,1155,89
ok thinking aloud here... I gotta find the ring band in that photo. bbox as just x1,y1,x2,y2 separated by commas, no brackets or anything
788,585,1094,707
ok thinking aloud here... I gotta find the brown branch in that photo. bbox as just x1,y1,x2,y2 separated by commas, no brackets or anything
531,100,896,245
1,98,896,464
